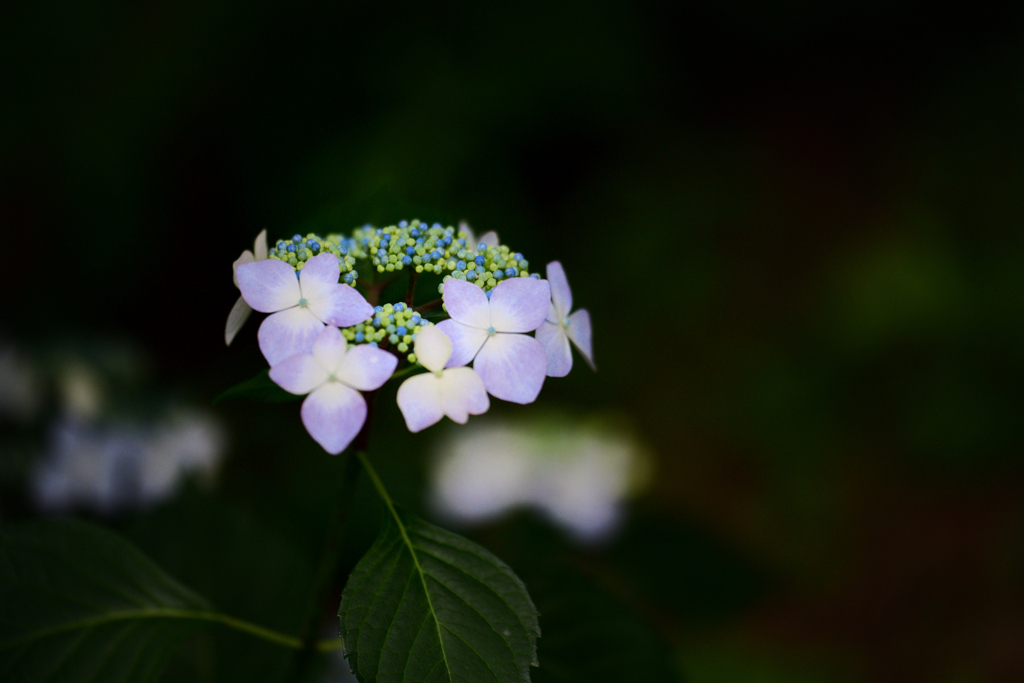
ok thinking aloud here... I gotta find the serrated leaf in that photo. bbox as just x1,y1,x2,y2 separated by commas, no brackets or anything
339,508,539,683
0,519,211,683
213,369,300,405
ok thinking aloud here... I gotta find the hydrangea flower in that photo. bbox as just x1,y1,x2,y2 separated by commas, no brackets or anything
436,278,550,404
269,327,397,454
458,220,499,250
237,252,374,366
397,325,489,432
535,261,594,376
225,230,268,345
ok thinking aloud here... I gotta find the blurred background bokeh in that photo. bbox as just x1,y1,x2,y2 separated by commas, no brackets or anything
3,1,1024,681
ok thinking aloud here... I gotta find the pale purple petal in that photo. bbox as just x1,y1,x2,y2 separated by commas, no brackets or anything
301,383,366,455
269,354,327,395
440,367,489,423
225,296,252,346
232,250,254,288
473,333,547,404
442,279,491,329
237,259,300,313
436,320,488,368
257,307,324,366
488,277,551,333
298,253,341,297
336,344,398,391
253,229,268,261
312,326,348,374
308,282,374,328
536,320,573,377
546,261,572,319
396,373,444,433
567,309,595,370
415,325,453,373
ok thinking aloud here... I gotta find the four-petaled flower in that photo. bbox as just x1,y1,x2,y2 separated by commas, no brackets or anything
269,327,398,454
237,253,374,366
536,261,594,376
397,325,490,432
458,220,498,250
437,278,550,404
225,230,268,346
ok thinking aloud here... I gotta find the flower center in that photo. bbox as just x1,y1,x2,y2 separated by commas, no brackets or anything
298,298,308,308
487,326,496,336
562,316,570,328
327,373,337,382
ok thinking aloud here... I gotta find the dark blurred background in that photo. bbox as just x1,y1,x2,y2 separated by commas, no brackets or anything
4,1,1024,681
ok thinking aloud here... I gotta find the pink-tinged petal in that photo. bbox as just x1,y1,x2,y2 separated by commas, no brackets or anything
269,354,327,395
567,309,595,370
237,259,300,313
440,367,489,423
488,277,551,333
442,279,491,329
415,325,453,373
396,373,444,433
257,307,324,366
301,383,366,455
232,250,255,288
545,261,572,319
225,296,252,346
473,333,547,404
337,344,398,391
308,283,374,328
478,231,499,248
536,320,573,377
253,229,268,261
436,320,488,368
312,326,348,374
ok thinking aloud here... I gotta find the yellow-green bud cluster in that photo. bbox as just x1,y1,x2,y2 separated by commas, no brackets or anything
267,233,359,285
348,220,534,292
339,301,425,363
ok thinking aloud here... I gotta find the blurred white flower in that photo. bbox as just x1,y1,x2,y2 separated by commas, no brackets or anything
430,414,650,543
31,409,226,514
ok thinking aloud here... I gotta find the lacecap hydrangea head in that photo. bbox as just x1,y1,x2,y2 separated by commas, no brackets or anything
268,232,360,285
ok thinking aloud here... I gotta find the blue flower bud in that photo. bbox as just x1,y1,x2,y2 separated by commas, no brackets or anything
398,220,408,228
505,267,517,277
355,332,365,342
292,234,302,243
478,243,487,251
402,255,412,265
475,255,485,266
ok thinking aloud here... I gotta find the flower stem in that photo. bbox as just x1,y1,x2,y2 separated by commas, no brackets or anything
414,298,443,312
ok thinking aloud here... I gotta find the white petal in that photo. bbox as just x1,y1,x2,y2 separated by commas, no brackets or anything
257,307,324,366
439,367,489,423
396,373,444,433
232,250,255,288
458,221,476,248
269,354,327,395
336,344,399,391
545,261,572,319
488,277,551,333
312,326,347,374
535,320,573,377
436,320,488,368
310,284,374,328
479,231,499,248
567,309,595,370
237,259,300,313
442,279,491,329
415,325,453,373
253,229,268,261
473,333,548,404
301,383,366,455
225,296,252,346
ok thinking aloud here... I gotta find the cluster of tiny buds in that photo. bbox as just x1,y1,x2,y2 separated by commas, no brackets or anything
267,233,359,285
340,302,426,364
351,219,538,293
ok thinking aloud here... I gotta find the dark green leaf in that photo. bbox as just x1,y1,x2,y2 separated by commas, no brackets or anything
213,369,299,405
0,519,210,683
339,508,539,683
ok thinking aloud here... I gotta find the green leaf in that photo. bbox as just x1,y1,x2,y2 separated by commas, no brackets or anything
0,519,211,683
213,369,300,405
339,508,540,683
